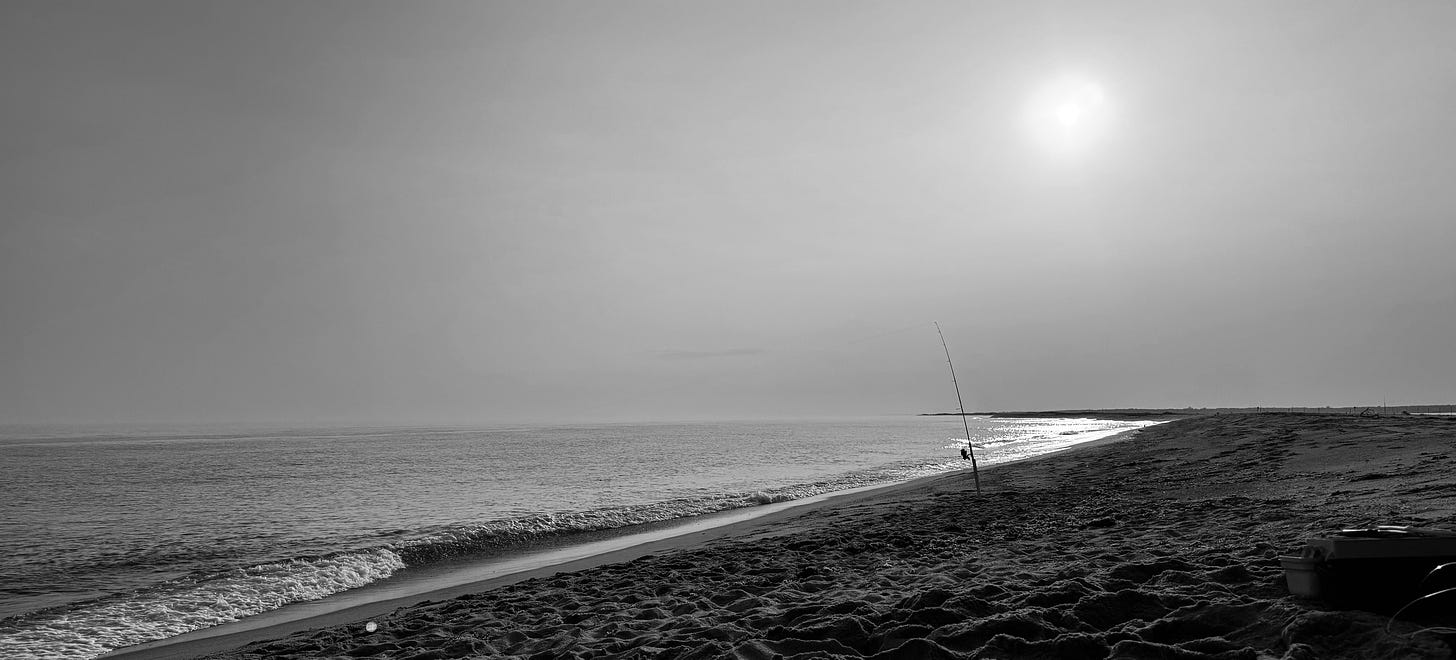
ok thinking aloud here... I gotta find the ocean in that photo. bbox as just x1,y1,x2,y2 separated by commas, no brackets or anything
0,415,1159,659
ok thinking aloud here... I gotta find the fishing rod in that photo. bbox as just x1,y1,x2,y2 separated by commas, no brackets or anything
935,321,982,495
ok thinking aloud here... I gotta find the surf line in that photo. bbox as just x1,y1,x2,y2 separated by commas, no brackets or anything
935,321,982,495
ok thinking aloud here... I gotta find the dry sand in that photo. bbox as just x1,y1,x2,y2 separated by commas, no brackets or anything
126,413,1456,659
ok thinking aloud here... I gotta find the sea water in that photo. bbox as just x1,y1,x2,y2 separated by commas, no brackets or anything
0,415,1159,659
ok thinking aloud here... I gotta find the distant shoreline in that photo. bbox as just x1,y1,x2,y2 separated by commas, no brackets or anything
921,410,1190,419
922,404,1456,419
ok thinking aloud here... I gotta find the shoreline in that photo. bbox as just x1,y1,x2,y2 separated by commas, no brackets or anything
113,414,1456,658
104,424,1151,659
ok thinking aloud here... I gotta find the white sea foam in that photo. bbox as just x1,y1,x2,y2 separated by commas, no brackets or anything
749,491,794,504
0,549,404,660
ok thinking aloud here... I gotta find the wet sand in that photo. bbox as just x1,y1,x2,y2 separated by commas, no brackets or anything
118,413,1456,659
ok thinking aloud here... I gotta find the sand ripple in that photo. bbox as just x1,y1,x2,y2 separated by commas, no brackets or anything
210,414,1456,659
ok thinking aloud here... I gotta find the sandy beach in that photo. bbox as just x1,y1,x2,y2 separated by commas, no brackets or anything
117,413,1456,659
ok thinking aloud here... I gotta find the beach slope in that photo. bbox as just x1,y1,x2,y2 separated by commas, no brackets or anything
153,414,1456,658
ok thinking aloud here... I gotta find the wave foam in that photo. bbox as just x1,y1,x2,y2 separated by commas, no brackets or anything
0,549,404,660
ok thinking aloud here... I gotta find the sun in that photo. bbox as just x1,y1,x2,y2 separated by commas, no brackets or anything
1025,75,1111,155
1055,102,1083,127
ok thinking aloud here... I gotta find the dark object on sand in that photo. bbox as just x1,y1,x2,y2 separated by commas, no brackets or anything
1280,526,1456,613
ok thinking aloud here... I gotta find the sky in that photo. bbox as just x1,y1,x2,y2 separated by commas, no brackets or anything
4,1,1455,425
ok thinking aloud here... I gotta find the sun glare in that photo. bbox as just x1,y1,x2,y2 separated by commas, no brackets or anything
1026,75,1111,156
1056,103,1082,127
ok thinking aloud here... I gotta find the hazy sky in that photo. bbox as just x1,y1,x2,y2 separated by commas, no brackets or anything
4,1,1455,424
